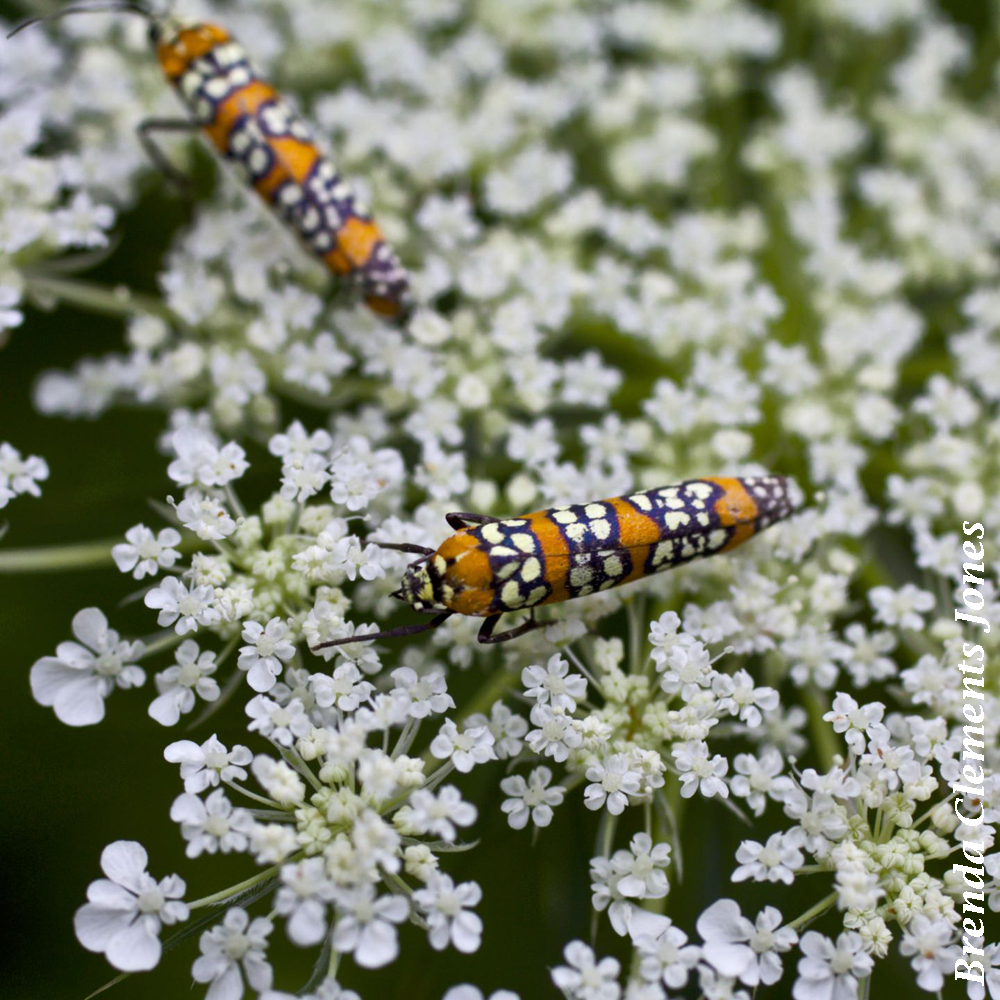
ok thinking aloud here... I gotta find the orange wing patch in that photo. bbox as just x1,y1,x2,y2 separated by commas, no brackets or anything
203,80,278,151
324,218,382,273
608,497,658,584
158,24,231,79
338,216,384,268
523,513,571,604
439,532,495,616
706,477,759,551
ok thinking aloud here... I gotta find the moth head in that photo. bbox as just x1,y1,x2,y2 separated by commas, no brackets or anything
397,555,450,612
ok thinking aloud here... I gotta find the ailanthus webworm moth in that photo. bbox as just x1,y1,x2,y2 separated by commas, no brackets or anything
314,476,800,648
10,4,412,320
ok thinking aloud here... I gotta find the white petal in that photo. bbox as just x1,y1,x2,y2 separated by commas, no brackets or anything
72,607,109,649
625,907,671,942
74,904,133,951
355,920,398,968
243,952,273,991
86,879,138,910
164,739,202,763
53,640,96,669
149,691,183,726
451,911,482,953
30,658,82,706
205,963,244,1000
105,919,162,971
287,900,327,946
100,841,148,889
247,660,276,693
170,793,207,824
697,898,750,943
52,672,107,726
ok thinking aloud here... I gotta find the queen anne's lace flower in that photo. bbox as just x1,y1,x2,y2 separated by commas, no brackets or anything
414,874,484,954
14,4,1000,998
0,441,48,508
74,841,187,972
192,907,273,999
30,607,145,726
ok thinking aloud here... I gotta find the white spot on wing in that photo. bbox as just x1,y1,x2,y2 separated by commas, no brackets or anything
500,580,525,608
520,557,541,583
511,533,535,553
686,482,715,499
479,523,504,544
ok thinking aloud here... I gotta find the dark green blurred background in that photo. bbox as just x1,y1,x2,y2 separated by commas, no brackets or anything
2,1,992,997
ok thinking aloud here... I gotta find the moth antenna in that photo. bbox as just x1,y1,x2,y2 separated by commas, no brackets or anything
372,541,435,557
311,612,452,651
7,2,149,39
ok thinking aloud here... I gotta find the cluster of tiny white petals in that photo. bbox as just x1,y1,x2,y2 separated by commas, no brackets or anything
7,1,1000,998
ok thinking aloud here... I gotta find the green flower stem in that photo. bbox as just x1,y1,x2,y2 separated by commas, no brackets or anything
0,539,119,573
23,273,175,321
223,779,287,811
598,811,618,858
383,870,414,897
187,854,300,910
392,717,421,758
0,532,204,574
786,891,838,931
280,744,323,794
802,686,839,771
138,629,186,659
422,759,456,794
628,596,648,675
83,972,130,1000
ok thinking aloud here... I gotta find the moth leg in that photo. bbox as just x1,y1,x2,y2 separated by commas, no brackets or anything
446,512,501,531
136,117,200,195
477,610,544,644
311,611,452,652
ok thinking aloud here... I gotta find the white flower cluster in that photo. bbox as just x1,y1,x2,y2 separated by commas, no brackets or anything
4,0,1000,998
0,440,48,510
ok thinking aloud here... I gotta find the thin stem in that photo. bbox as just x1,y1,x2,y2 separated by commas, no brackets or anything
422,759,456,794
786,891,838,931
802,686,838,771
223,779,287,810
23,273,175,321
136,629,186,659
279,743,323,794
563,645,601,689
224,484,247,521
598,811,618,858
187,856,295,909
393,718,421,758
0,539,118,573
383,870,414,897
628,597,647,675
286,501,303,537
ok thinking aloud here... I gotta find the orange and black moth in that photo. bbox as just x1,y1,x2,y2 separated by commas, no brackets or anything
150,18,410,319
10,8,410,319
314,475,799,649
